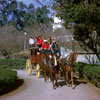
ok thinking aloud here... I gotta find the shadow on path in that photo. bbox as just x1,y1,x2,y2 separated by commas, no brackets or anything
57,77,87,89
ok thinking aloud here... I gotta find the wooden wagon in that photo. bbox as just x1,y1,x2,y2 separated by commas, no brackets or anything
26,47,45,77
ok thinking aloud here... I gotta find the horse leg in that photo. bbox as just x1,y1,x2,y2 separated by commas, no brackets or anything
50,72,56,89
44,71,47,83
55,73,58,87
65,72,69,87
51,78,56,89
71,71,74,89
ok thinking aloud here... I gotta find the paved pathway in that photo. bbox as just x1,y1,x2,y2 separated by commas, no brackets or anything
0,70,100,100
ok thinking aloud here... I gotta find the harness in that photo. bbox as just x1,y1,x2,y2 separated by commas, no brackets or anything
66,53,75,66
48,60,55,68
65,59,69,64
43,58,46,64
43,57,53,67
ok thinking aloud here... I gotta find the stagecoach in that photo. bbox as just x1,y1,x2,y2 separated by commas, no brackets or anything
26,47,45,77
26,45,77,89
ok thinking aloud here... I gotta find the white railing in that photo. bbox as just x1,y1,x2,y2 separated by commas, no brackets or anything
60,47,100,65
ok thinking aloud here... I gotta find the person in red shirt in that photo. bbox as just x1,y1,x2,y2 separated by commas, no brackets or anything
41,42,45,50
41,40,50,54
35,36,42,48
45,42,50,50
37,36,41,46
41,36,45,45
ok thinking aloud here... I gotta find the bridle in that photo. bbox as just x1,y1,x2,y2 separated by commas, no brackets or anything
48,54,57,67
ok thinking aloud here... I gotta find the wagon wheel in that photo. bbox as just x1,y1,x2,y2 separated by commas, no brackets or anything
26,59,32,76
36,64,40,78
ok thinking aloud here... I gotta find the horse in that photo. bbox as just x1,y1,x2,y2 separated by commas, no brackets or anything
47,53,60,89
60,51,77,88
40,53,50,82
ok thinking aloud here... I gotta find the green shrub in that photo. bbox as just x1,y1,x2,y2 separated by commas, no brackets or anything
74,62,100,87
0,59,26,69
0,68,17,86
13,50,29,59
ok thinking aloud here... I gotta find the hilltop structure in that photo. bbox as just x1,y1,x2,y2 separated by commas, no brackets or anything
52,14,82,52
52,15,64,32
52,15,73,42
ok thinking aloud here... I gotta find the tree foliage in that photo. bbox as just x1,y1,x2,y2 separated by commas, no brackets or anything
55,0,100,60
0,0,53,30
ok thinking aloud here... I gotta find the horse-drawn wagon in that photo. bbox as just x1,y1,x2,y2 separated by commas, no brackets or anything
26,45,78,89
26,47,45,77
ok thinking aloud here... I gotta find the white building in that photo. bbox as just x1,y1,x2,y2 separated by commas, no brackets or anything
52,15,73,41
52,16,64,32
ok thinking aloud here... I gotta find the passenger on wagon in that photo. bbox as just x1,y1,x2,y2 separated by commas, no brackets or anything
35,36,39,46
41,40,50,54
36,36,42,48
51,37,55,43
51,41,61,56
41,36,45,44
29,37,35,48
48,37,52,43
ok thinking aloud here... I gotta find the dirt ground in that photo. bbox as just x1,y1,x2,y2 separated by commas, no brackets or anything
0,70,100,100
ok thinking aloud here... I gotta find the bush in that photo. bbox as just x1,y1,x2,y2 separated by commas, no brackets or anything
0,68,17,86
0,59,26,69
13,50,29,59
74,62,100,87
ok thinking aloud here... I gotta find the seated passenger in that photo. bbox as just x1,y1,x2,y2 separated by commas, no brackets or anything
41,40,51,54
41,36,45,44
37,36,42,48
29,37,35,48
51,37,55,43
51,41,61,56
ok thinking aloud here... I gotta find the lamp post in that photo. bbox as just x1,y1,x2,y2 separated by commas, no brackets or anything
24,31,27,51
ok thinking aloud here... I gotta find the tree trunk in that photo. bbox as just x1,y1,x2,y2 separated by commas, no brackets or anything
93,51,100,61
82,40,100,61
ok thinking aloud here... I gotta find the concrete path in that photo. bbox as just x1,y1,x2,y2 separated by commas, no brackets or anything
0,70,100,100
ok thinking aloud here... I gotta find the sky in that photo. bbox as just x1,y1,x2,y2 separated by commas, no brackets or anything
17,0,41,7
17,0,54,8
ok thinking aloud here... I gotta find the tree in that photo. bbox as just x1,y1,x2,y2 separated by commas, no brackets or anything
0,0,27,29
0,0,54,57
55,0,100,60
0,0,53,30
35,6,53,25
23,4,36,27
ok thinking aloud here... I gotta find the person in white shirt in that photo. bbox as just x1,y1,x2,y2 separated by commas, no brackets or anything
29,37,35,47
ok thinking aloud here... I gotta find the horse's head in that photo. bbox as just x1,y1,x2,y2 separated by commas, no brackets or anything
44,54,50,64
49,53,58,67
67,51,77,64
72,51,77,62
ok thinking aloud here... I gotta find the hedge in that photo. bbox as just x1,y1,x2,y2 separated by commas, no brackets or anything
0,59,26,69
74,62,100,87
0,68,17,86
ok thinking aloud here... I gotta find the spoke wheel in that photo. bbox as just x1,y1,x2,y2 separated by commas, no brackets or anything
37,71,40,78
36,64,40,78
26,59,32,76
